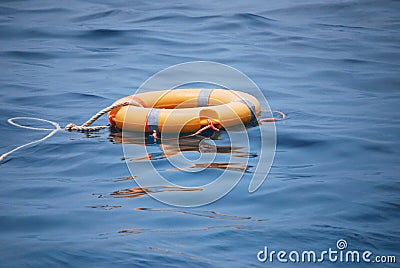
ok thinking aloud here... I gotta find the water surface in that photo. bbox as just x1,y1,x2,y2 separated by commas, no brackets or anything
0,0,399,267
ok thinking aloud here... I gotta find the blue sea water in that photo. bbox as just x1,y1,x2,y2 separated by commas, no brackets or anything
0,0,399,267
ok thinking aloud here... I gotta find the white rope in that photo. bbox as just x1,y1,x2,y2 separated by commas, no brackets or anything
0,100,142,162
64,100,142,132
0,117,61,162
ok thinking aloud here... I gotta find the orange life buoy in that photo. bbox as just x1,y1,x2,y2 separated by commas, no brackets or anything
108,89,260,133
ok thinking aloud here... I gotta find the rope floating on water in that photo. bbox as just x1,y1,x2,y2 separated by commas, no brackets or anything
0,100,285,162
258,110,286,123
0,101,141,162
0,117,61,162
65,100,143,132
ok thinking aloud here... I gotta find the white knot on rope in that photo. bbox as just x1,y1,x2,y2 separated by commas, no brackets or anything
64,100,143,132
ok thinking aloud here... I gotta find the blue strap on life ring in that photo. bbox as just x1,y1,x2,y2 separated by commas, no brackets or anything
234,99,257,122
198,89,213,107
147,108,160,132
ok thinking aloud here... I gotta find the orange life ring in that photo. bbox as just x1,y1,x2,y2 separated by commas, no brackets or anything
108,89,260,133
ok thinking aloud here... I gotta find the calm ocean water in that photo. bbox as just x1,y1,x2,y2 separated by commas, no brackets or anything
0,0,399,267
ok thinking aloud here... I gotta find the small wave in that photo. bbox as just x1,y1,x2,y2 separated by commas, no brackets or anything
168,162,253,173
119,225,245,235
279,132,326,149
71,10,122,22
315,23,374,31
0,6,69,15
3,51,57,60
134,207,263,221
77,28,151,40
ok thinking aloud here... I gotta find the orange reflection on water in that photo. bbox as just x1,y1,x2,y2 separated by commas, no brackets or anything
87,205,122,210
111,185,203,199
112,176,136,182
168,162,253,172
134,207,257,221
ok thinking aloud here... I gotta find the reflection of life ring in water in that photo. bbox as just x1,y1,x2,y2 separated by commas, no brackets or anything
110,131,220,160
108,89,260,133
111,131,251,172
